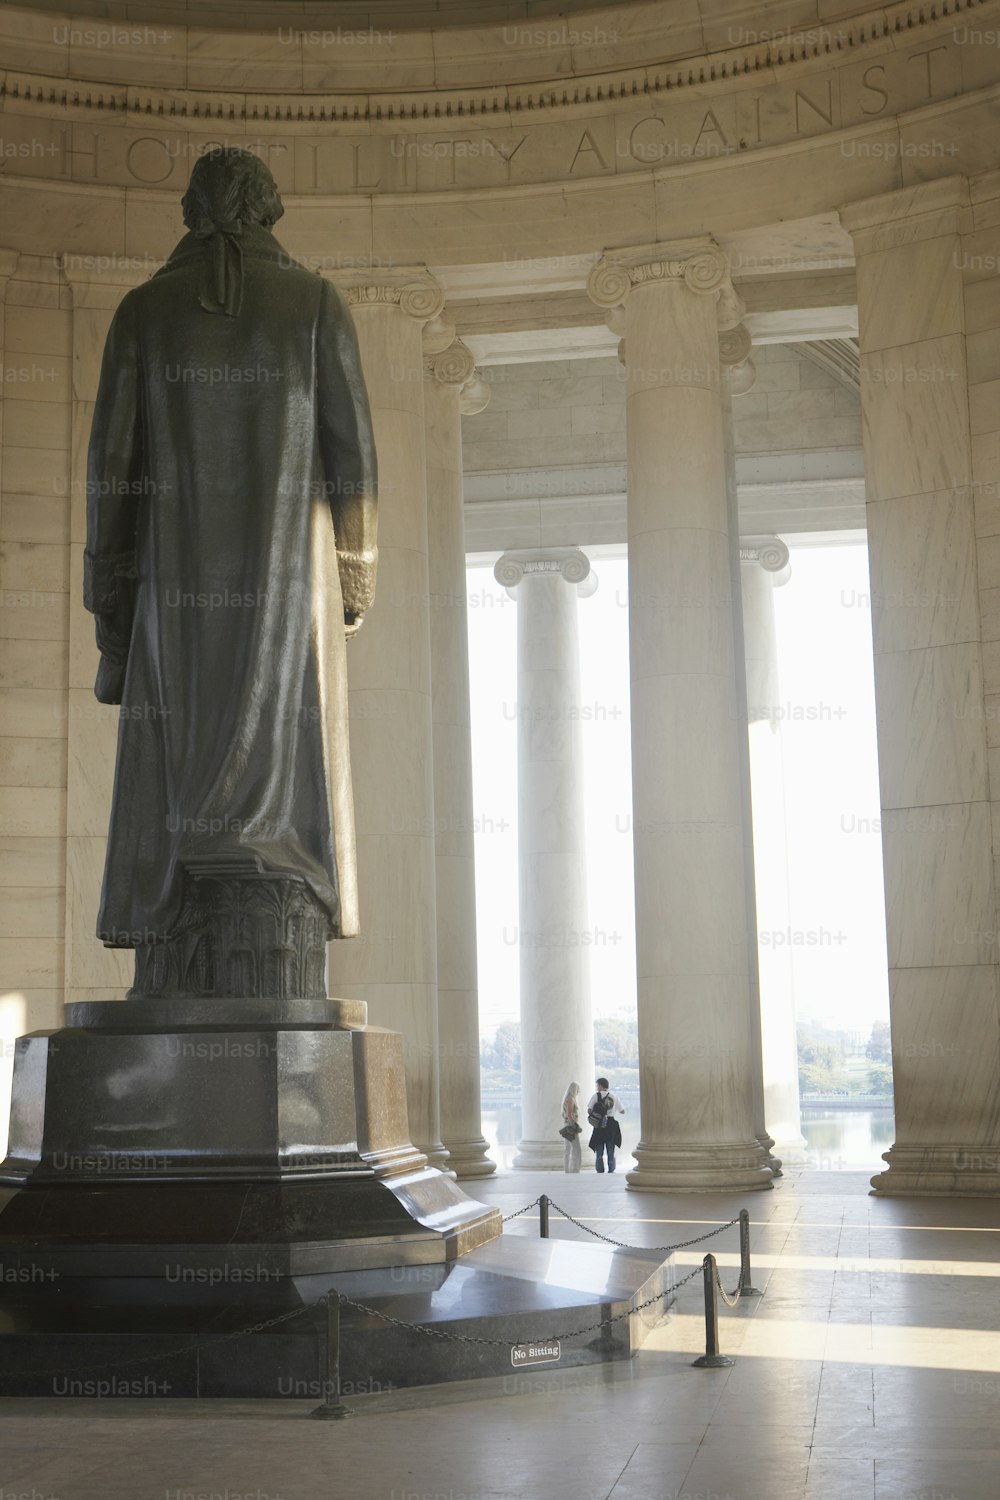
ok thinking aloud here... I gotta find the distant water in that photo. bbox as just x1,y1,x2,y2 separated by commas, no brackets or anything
479,1099,894,1174
799,1105,895,1171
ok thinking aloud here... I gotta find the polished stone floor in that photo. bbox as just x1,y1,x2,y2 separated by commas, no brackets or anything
4,1165,999,1499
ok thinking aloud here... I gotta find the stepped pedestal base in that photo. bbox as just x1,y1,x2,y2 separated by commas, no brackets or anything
0,1237,677,1398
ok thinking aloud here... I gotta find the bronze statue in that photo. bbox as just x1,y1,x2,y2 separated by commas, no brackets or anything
84,148,377,1001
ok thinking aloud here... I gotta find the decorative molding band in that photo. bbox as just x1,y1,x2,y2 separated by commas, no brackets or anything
0,0,992,121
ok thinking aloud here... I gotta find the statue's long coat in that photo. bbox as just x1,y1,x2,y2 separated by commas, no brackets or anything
84,226,377,945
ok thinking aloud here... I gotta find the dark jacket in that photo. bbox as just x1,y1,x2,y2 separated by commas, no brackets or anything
587,1093,623,1152
588,1117,623,1152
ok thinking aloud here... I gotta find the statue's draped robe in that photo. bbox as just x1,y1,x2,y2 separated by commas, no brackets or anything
84,227,377,946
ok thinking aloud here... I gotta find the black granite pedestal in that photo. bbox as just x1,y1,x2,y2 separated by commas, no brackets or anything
0,998,501,1274
0,998,674,1398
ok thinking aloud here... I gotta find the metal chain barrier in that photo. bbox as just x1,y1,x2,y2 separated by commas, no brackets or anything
536,1196,741,1255
502,1194,763,1374
690,1222,765,1372
715,1263,742,1309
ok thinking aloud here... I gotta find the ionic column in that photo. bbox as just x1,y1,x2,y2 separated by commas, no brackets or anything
740,536,806,1158
588,241,773,1192
324,270,447,1167
494,547,597,1170
424,336,495,1178
841,179,1000,1195
718,330,779,1177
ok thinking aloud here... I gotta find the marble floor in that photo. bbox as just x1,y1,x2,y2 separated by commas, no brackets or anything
4,1166,1000,1500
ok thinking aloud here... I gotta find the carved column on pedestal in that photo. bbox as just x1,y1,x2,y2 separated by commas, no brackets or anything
718,328,781,1176
588,242,773,1192
739,535,806,1158
495,546,597,1171
424,336,495,1178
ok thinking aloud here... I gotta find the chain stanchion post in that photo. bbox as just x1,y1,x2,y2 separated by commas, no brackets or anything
539,1194,550,1239
691,1254,735,1369
738,1208,762,1297
310,1290,353,1419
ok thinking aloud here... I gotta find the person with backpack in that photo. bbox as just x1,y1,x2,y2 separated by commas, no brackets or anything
586,1077,625,1174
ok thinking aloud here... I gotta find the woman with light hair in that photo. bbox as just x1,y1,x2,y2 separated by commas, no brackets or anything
560,1082,582,1173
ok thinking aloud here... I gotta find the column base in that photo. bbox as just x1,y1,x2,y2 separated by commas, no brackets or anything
442,1135,497,1179
626,1141,775,1193
871,1145,1000,1197
420,1143,453,1175
512,1138,567,1171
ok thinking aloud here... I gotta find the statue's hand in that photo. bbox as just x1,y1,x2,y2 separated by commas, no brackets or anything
344,611,364,640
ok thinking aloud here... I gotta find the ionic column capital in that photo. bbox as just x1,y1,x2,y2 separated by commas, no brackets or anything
740,535,791,586
459,372,492,415
719,323,757,394
341,267,445,325
424,338,476,388
587,238,744,330
495,547,596,597
422,336,492,415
